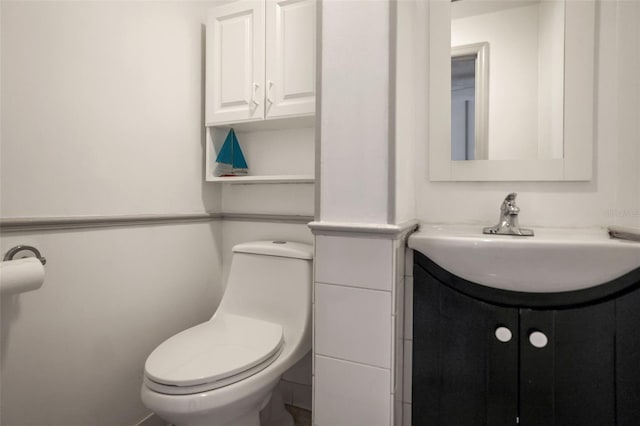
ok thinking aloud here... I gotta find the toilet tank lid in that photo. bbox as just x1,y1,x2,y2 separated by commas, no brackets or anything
233,241,313,260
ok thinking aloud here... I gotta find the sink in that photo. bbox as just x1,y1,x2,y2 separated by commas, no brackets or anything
408,225,640,293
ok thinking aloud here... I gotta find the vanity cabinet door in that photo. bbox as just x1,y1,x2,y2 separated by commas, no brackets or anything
616,286,640,425
413,267,519,426
519,302,616,426
206,1,265,125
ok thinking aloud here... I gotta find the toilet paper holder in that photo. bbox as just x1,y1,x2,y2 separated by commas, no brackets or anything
3,245,47,265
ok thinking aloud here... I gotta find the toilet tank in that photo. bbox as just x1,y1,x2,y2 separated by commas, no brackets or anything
215,241,313,347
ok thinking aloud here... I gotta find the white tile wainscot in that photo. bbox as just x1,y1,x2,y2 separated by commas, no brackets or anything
315,356,391,426
394,239,407,426
315,282,392,368
309,221,417,426
403,250,414,424
315,235,394,291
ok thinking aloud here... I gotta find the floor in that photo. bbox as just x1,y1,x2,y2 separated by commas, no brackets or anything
154,405,311,426
285,405,312,426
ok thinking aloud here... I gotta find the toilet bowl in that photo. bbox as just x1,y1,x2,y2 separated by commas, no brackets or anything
141,241,313,426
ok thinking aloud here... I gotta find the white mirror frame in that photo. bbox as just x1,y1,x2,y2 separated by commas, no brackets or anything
429,0,595,181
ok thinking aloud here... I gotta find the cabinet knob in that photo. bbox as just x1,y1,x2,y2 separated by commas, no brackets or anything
495,326,512,343
529,331,548,348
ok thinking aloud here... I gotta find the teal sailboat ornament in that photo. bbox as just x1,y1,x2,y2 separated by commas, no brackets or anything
215,128,248,177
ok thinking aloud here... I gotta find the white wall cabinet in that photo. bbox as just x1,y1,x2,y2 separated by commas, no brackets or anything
205,0,316,183
206,0,316,126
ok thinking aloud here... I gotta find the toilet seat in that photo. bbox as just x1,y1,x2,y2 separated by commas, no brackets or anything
144,313,284,395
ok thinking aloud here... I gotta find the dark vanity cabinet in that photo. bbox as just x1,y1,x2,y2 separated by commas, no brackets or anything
412,252,640,426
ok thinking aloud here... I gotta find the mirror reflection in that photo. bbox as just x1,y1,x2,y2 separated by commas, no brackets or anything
451,0,565,161
451,42,489,160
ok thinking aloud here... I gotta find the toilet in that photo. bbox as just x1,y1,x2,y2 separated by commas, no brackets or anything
141,241,313,426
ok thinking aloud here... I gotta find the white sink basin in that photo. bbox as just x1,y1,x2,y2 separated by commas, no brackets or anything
408,225,640,293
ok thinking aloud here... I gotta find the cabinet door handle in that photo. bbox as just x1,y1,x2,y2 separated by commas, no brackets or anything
266,80,274,105
529,331,548,348
495,326,512,343
251,83,260,107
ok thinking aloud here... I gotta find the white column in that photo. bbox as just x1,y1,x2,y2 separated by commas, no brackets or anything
312,1,416,425
318,0,391,224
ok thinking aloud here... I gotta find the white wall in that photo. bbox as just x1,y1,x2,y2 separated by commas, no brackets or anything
1,1,224,425
222,183,315,216
611,0,640,230
417,0,640,229
220,128,316,217
319,0,390,224
537,0,565,160
1,0,221,217
0,224,222,426
394,0,417,224
232,127,315,177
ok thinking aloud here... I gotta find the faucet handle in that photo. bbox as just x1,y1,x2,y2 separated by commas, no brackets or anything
504,192,517,203
501,192,520,215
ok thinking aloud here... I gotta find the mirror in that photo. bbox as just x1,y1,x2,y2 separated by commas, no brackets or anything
428,0,595,181
451,0,564,161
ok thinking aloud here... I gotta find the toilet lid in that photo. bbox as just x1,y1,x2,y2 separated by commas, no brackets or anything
144,313,284,388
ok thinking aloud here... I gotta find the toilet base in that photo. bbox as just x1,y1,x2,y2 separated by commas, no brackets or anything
221,410,260,426
148,383,294,426
260,386,294,426
216,385,293,426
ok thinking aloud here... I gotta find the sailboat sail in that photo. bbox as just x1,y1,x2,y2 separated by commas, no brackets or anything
215,128,248,176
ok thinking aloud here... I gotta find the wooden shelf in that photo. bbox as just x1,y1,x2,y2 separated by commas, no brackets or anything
205,174,315,184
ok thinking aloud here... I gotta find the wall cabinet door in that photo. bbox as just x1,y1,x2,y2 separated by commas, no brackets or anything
206,1,265,125
413,267,519,426
265,0,316,119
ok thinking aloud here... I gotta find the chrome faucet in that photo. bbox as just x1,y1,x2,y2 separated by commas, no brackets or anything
483,193,534,236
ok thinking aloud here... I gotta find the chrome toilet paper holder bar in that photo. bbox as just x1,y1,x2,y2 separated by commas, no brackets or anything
3,245,47,265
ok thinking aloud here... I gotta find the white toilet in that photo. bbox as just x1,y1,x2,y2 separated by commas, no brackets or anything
141,241,313,426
